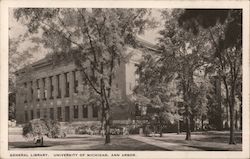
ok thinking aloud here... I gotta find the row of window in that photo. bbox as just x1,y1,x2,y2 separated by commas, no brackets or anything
23,70,79,103
24,105,98,122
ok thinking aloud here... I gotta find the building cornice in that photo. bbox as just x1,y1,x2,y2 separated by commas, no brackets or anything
15,38,159,76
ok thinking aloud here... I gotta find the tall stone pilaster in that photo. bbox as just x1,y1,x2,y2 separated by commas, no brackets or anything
69,71,74,97
53,75,58,98
40,78,45,100
33,80,37,102
79,104,83,120
46,77,51,100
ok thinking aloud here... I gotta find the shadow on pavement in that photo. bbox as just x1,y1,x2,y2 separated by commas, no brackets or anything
186,145,230,151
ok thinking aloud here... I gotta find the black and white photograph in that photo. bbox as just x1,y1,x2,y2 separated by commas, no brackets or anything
1,0,250,158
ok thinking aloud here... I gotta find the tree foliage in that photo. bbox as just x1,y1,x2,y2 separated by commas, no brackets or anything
14,8,154,144
134,9,215,139
178,9,242,144
155,9,211,139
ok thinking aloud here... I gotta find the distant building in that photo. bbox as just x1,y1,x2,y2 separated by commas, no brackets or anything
15,39,158,124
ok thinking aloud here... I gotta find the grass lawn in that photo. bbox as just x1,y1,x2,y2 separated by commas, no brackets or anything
9,135,166,150
150,131,242,151
8,130,242,151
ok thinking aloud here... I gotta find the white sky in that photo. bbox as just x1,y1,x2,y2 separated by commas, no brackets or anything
9,8,164,61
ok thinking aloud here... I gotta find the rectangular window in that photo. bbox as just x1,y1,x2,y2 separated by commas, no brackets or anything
30,81,33,101
50,108,54,120
37,79,40,101
24,82,27,103
43,78,46,100
25,111,28,122
57,107,62,121
73,105,79,119
93,106,98,118
43,108,47,119
57,74,61,98
82,105,88,118
73,71,78,94
49,76,53,99
37,109,40,118
65,72,69,97
65,106,70,122
30,110,34,120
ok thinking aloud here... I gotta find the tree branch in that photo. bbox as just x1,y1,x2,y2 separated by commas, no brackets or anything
81,67,101,95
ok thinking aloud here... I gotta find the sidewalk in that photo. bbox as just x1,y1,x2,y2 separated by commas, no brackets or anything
128,133,242,151
129,135,200,151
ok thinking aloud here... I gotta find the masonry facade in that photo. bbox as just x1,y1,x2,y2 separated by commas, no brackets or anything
15,41,157,124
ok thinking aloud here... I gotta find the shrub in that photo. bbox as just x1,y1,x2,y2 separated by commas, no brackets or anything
143,125,152,136
75,123,101,135
75,126,88,134
23,119,49,137
110,127,123,135
126,125,140,135
22,119,65,146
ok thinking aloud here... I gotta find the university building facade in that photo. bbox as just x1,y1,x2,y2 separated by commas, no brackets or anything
15,40,158,124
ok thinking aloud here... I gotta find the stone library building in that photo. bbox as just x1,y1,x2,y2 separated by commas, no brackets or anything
15,39,158,124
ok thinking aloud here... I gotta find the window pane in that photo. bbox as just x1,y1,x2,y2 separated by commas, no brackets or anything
49,76,53,99
37,109,40,118
57,107,62,121
57,75,61,98
25,111,28,122
74,105,78,119
65,73,69,97
82,105,88,118
24,82,27,103
93,106,98,118
65,106,70,122
50,108,54,120
30,110,34,120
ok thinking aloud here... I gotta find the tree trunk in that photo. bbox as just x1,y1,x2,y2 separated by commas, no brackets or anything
222,76,236,144
159,124,163,137
240,104,242,130
185,104,191,140
41,136,44,146
177,120,180,134
190,115,195,132
235,110,238,130
185,115,191,140
229,94,236,144
194,117,197,131
104,104,111,144
225,105,229,130
100,102,105,137
201,116,204,131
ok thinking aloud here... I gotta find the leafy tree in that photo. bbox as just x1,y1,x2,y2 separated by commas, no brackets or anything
206,76,224,130
133,50,181,137
154,9,212,140
14,8,154,144
178,9,242,144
